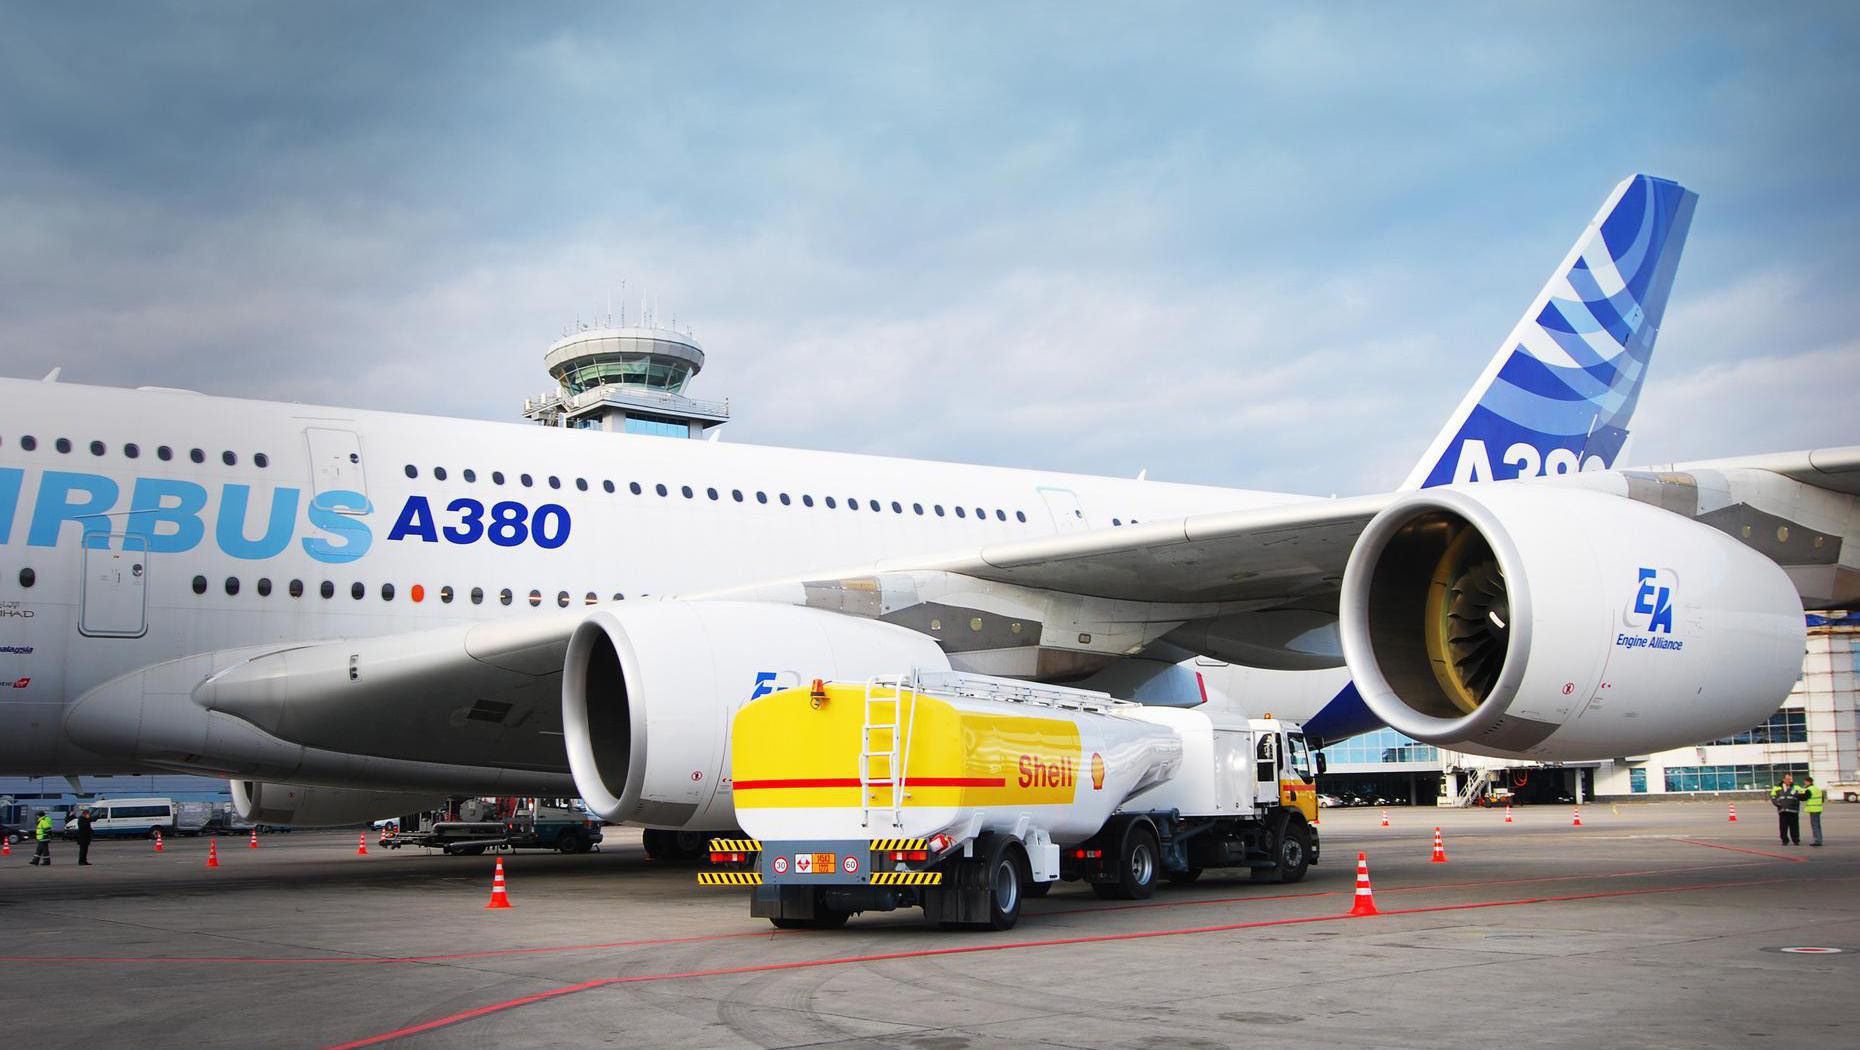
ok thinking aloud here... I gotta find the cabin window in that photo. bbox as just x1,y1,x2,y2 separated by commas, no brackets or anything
320,581,335,599
192,575,207,595
499,588,513,606
89,440,106,456
433,467,448,481
520,474,534,488
55,438,71,453
256,578,272,597
470,587,484,605
527,589,543,607
18,435,36,451
255,453,270,469
440,585,455,604
224,577,240,596
463,469,477,483
289,579,304,598
557,591,571,608
222,451,237,466
124,443,140,459
190,448,204,464
381,583,395,601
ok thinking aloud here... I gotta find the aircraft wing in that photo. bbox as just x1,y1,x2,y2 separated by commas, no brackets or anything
888,493,1393,606
865,445,1860,614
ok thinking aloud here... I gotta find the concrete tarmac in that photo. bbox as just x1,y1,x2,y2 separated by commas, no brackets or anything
2,803,1855,1049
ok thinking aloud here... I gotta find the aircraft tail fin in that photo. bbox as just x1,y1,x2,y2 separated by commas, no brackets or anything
1402,174,1698,489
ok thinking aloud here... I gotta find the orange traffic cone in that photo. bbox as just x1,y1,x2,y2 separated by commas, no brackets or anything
484,856,513,909
1728,803,1738,823
153,830,164,853
248,828,260,849
1380,809,1390,828
206,838,220,869
355,832,368,856
2,837,10,857
1349,852,1379,916
1430,827,1448,863
1504,804,1513,824
1572,806,1583,827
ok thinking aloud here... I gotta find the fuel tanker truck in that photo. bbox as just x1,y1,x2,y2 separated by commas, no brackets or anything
699,670,1321,930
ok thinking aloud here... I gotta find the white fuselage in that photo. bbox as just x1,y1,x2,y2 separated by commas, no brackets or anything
0,377,1344,776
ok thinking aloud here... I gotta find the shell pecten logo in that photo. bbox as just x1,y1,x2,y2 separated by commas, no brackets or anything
1090,752,1105,790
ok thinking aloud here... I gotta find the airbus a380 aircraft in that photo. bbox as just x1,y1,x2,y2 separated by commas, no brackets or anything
1,174,1854,848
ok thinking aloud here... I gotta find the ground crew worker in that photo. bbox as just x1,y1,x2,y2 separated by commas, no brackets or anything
1771,773,1806,846
1803,775,1827,847
76,807,95,865
29,809,52,865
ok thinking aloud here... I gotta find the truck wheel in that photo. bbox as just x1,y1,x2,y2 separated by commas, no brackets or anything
555,828,588,854
1095,821,1159,901
1274,820,1312,883
982,838,1029,931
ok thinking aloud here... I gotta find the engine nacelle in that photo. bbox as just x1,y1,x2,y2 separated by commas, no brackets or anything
562,601,950,827
231,781,444,828
1339,484,1804,760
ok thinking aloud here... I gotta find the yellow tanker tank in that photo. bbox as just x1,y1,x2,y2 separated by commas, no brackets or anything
729,672,1182,844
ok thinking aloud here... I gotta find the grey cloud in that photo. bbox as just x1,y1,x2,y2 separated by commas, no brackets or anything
1,2,1857,500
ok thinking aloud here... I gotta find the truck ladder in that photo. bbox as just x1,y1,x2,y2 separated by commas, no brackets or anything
860,675,909,830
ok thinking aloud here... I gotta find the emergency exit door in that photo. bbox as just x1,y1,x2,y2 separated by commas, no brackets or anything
80,532,147,638
1037,487,1090,532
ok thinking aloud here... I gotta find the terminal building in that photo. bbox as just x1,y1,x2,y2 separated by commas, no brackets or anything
1318,611,1859,805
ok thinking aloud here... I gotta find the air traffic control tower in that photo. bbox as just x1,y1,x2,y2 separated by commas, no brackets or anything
522,324,730,438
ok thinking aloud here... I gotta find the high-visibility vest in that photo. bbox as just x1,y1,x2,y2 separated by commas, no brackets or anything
34,816,51,841
1804,786,1828,814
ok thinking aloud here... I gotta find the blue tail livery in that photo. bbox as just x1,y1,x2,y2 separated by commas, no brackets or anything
1404,174,1698,490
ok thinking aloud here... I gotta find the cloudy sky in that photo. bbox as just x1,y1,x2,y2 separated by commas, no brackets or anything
2,2,1856,494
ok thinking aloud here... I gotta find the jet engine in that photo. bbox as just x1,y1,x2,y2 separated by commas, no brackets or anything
562,601,950,827
231,781,444,828
1338,484,1804,760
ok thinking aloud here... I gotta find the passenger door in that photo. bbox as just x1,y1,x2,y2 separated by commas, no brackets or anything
304,427,368,499
79,532,148,638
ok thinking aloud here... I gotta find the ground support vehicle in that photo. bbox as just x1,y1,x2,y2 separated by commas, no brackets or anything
380,797,603,854
62,797,177,839
700,671,1320,930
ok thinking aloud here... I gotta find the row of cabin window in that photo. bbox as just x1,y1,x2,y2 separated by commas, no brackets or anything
401,463,1031,522
7,434,268,468
187,575,625,607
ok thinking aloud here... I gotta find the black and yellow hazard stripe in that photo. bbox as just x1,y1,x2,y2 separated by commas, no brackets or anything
870,870,942,886
869,838,928,852
708,838,761,853
696,870,763,886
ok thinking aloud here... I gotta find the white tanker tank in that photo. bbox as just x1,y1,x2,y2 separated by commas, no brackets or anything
704,670,1321,932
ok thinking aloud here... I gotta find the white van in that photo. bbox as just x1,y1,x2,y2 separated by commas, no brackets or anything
65,798,176,839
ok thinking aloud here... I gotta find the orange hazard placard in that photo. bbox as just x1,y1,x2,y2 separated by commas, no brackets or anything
811,852,837,874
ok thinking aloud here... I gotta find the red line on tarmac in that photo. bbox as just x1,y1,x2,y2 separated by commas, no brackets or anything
0,928,793,967
1674,839,1809,863
321,873,1827,1050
